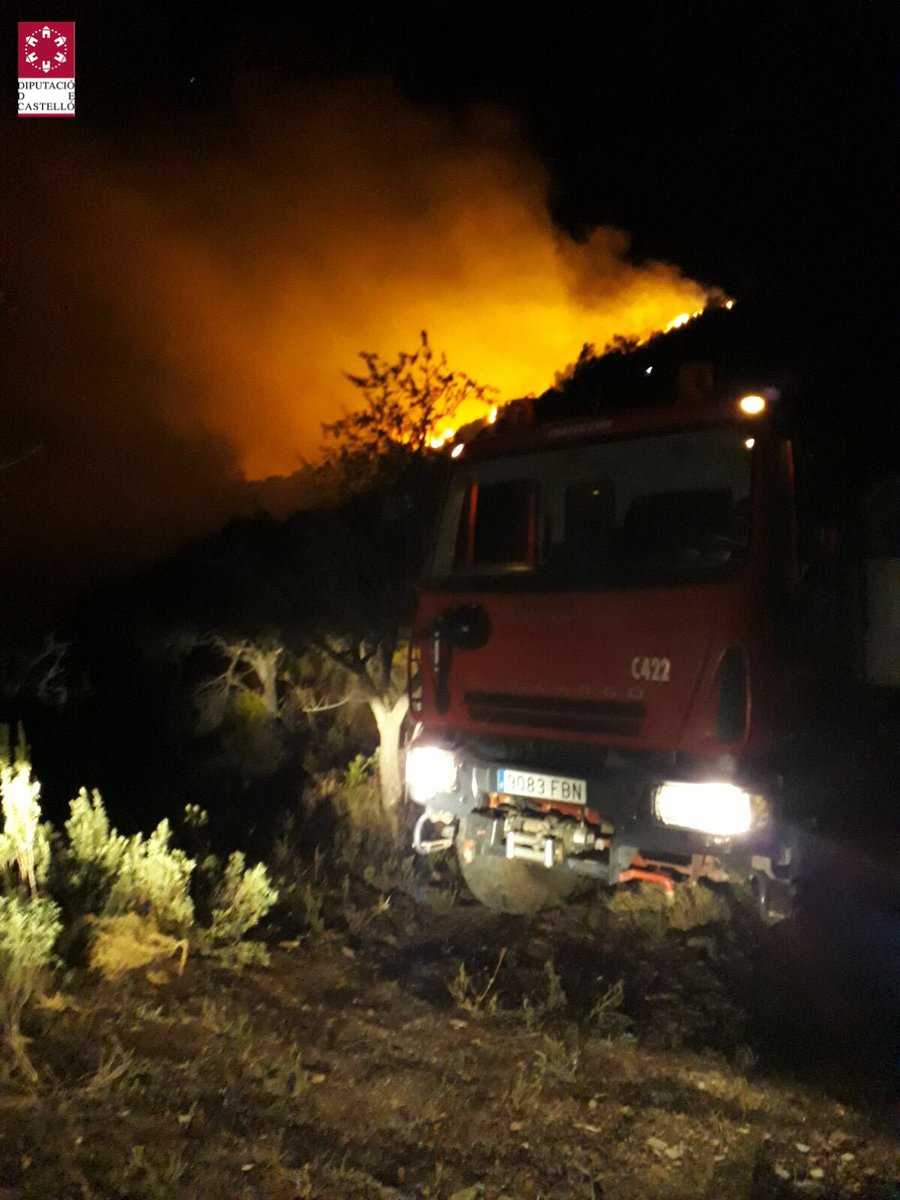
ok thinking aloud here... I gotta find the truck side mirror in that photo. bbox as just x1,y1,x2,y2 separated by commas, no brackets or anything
431,604,491,713
441,603,491,650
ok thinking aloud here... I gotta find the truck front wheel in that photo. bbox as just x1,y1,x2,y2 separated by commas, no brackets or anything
457,826,587,915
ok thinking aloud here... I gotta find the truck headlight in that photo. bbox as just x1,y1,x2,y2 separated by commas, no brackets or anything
405,746,457,805
654,781,755,837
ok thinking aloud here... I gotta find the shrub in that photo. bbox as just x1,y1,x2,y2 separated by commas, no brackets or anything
107,820,195,935
0,893,61,1081
342,753,376,789
65,788,128,886
63,792,195,934
198,851,278,966
330,767,398,864
0,759,48,895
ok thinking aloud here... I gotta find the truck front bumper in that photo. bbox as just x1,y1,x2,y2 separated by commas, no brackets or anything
407,737,796,888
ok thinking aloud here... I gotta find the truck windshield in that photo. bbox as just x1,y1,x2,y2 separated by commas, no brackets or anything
440,425,754,586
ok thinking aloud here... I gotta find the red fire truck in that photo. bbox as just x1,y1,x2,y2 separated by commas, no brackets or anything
405,386,862,917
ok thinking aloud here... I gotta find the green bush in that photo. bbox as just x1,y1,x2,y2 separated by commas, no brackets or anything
107,820,195,935
0,893,61,1081
65,788,129,885
0,759,50,895
63,791,195,934
198,851,278,966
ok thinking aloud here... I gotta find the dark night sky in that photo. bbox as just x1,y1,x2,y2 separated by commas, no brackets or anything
3,4,897,614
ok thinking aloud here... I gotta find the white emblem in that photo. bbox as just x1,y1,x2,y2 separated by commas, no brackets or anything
23,26,69,74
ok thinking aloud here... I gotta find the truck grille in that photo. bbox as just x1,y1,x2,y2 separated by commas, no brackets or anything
464,691,645,736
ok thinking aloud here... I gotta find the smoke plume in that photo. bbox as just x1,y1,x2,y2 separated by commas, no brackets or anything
1,78,712,602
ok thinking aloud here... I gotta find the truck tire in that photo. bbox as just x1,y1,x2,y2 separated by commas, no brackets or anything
457,838,586,915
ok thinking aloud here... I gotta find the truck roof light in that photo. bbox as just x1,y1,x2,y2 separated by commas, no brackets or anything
738,394,766,415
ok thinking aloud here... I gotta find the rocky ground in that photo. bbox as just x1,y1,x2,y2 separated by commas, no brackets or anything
1,869,897,1200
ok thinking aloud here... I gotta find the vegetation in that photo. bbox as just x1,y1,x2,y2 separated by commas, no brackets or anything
0,721,895,1195
198,850,279,966
0,734,277,1081
0,892,60,1081
322,328,495,469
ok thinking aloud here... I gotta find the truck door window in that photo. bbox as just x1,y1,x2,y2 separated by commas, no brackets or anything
556,479,616,571
454,479,538,571
554,428,752,583
437,427,752,586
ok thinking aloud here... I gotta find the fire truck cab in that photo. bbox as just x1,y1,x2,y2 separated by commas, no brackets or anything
406,388,817,916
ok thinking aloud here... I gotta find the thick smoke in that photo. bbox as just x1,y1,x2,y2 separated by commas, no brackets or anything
1,79,711,603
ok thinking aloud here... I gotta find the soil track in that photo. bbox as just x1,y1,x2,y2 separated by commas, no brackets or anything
2,880,897,1199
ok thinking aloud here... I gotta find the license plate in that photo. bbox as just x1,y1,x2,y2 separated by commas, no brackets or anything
496,768,587,805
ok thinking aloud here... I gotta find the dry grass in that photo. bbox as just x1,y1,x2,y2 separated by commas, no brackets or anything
447,947,506,1016
88,913,188,981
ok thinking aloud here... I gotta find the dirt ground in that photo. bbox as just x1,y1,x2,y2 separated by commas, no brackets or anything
1,878,897,1200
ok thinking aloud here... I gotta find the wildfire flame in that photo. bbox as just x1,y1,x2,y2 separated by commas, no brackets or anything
433,300,737,448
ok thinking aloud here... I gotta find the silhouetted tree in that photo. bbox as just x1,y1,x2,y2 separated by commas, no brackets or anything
307,335,496,809
321,330,495,478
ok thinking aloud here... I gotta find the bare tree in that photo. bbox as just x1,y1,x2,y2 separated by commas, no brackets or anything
306,637,409,811
0,632,69,708
193,636,285,732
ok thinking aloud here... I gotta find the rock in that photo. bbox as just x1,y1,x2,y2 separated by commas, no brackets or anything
509,1121,524,1132
646,1136,669,1157
449,1018,468,1029
795,1142,811,1153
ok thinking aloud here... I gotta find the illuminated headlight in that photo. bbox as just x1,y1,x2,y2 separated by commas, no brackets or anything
405,746,457,805
654,781,756,837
